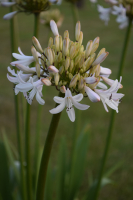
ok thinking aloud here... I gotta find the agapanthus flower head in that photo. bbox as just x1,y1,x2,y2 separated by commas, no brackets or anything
119,0,133,18
40,9,64,28
1,0,60,20
7,20,124,121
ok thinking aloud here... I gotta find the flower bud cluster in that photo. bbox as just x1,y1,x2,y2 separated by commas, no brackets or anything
7,20,124,121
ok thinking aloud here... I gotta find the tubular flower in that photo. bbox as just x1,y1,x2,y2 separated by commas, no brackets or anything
7,20,124,122
1,0,60,20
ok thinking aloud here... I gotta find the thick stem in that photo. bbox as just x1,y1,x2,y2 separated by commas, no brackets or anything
10,6,27,200
25,13,40,200
36,92,64,200
93,18,132,200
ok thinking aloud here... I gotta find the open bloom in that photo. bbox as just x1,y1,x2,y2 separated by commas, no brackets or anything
97,5,111,25
50,88,89,122
95,77,124,112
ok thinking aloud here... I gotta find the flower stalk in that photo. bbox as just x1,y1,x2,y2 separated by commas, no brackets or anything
36,92,64,200
10,5,27,200
93,17,132,200
25,13,40,200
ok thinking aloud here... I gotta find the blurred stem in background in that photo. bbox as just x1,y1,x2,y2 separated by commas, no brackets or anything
25,13,40,200
9,5,27,200
36,92,64,200
93,18,132,200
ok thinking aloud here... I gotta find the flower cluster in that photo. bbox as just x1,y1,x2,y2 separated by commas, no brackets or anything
1,0,60,20
96,0,133,29
7,20,124,122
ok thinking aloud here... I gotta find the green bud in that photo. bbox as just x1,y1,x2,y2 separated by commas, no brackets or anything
59,66,64,74
54,73,60,85
54,35,59,52
36,62,40,78
75,21,81,41
85,40,93,59
46,47,53,65
48,37,53,48
79,31,83,46
63,37,69,56
64,30,69,39
59,35,63,51
65,57,70,71
69,60,74,73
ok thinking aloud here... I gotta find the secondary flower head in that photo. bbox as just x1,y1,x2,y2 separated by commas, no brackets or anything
40,9,64,28
7,20,124,121
1,0,59,20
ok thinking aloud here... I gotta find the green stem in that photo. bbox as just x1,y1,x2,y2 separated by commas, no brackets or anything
93,18,132,200
25,13,40,200
34,27,51,190
10,6,27,200
36,92,64,200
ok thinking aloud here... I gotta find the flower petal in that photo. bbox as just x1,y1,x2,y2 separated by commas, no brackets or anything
49,101,65,114
50,20,59,36
84,77,98,84
66,107,75,122
54,96,64,103
72,98,90,110
72,93,83,102
3,11,18,20
85,86,100,102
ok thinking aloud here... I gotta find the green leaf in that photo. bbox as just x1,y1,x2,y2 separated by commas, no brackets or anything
67,124,90,200
2,132,20,183
56,137,67,200
0,141,13,200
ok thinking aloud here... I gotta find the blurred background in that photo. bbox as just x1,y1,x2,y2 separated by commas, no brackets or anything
0,0,133,199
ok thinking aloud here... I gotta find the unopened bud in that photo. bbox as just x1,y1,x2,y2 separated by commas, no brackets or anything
41,78,51,86
36,62,40,78
68,73,73,80
47,47,53,65
93,37,100,46
60,85,66,93
54,35,59,52
63,38,69,56
79,31,83,45
75,21,81,41
79,45,84,54
85,40,93,58
48,65,59,73
69,60,74,73
48,37,53,48
54,73,60,85
31,46,39,63
78,77,85,90
69,74,78,88
65,57,70,71
59,36,63,51
97,48,106,58
90,43,99,55
32,36,43,54
57,52,62,62
64,30,69,39
50,20,59,36
59,66,64,74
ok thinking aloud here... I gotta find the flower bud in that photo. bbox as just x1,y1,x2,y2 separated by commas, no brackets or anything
64,30,69,39
65,57,70,71
48,65,59,73
79,31,83,45
63,38,69,56
31,46,39,63
69,60,74,73
70,44,76,60
78,77,85,90
59,35,63,51
48,37,53,48
59,66,64,74
41,78,51,86
36,62,40,78
90,43,99,55
97,48,106,58
68,73,73,80
32,36,43,54
57,52,62,62
50,20,59,36
60,86,66,93
47,47,53,65
54,35,59,52
54,73,60,85
92,52,109,66
69,74,79,88
79,45,84,54
85,40,93,58
93,37,100,46
75,21,81,41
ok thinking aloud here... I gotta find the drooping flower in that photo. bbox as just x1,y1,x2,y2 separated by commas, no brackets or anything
50,88,89,122
7,20,124,121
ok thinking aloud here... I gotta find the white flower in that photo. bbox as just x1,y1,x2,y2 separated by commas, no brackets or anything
84,86,100,102
95,77,124,112
10,47,35,66
90,0,97,3
97,5,111,25
105,0,118,4
100,66,112,76
49,88,89,122
15,77,45,105
112,4,128,29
